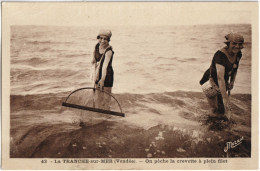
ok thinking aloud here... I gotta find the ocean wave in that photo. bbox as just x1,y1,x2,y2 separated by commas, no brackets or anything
183,57,198,62
26,40,73,45
11,57,49,66
153,56,179,62
190,38,197,40
39,47,51,52
11,68,81,83
10,90,251,112
61,53,88,58
25,57,48,64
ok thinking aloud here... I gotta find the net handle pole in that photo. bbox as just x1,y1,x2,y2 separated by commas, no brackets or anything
62,102,125,117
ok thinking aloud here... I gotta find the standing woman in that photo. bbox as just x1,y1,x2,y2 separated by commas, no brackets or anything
200,33,244,119
91,30,114,109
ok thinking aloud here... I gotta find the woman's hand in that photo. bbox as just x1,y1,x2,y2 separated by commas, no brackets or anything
97,79,105,90
91,57,96,65
223,97,231,108
98,50,112,91
228,82,234,90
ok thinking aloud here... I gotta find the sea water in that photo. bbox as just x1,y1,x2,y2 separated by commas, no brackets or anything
11,24,251,95
10,25,252,158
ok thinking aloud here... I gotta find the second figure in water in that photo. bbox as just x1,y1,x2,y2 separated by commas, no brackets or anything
200,33,244,119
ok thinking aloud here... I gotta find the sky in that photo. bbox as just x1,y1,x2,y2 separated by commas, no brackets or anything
2,2,256,26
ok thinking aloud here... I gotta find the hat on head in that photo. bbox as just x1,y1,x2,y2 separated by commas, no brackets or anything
97,30,112,39
224,33,244,44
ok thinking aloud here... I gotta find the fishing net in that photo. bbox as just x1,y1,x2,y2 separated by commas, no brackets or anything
62,87,124,126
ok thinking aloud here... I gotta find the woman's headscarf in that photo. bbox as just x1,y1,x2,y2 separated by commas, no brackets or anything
225,33,244,44
97,30,112,40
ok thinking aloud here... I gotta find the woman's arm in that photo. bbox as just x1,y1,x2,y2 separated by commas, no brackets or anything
228,71,237,90
91,51,96,65
229,54,241,90
216,64,229,105
98,50,112,89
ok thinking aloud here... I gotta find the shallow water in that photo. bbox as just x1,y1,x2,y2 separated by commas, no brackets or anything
10,24,252,158
10,91,251,158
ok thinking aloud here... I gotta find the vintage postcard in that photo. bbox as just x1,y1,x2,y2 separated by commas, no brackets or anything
1,2,259,170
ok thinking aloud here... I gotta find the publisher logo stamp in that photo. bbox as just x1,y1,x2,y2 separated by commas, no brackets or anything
224,136,244,152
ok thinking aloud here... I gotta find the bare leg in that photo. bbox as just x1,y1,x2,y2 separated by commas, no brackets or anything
103,87,112,110
206,96,218,113
206,94,226,115
94,89,102,109
216,94,225,115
